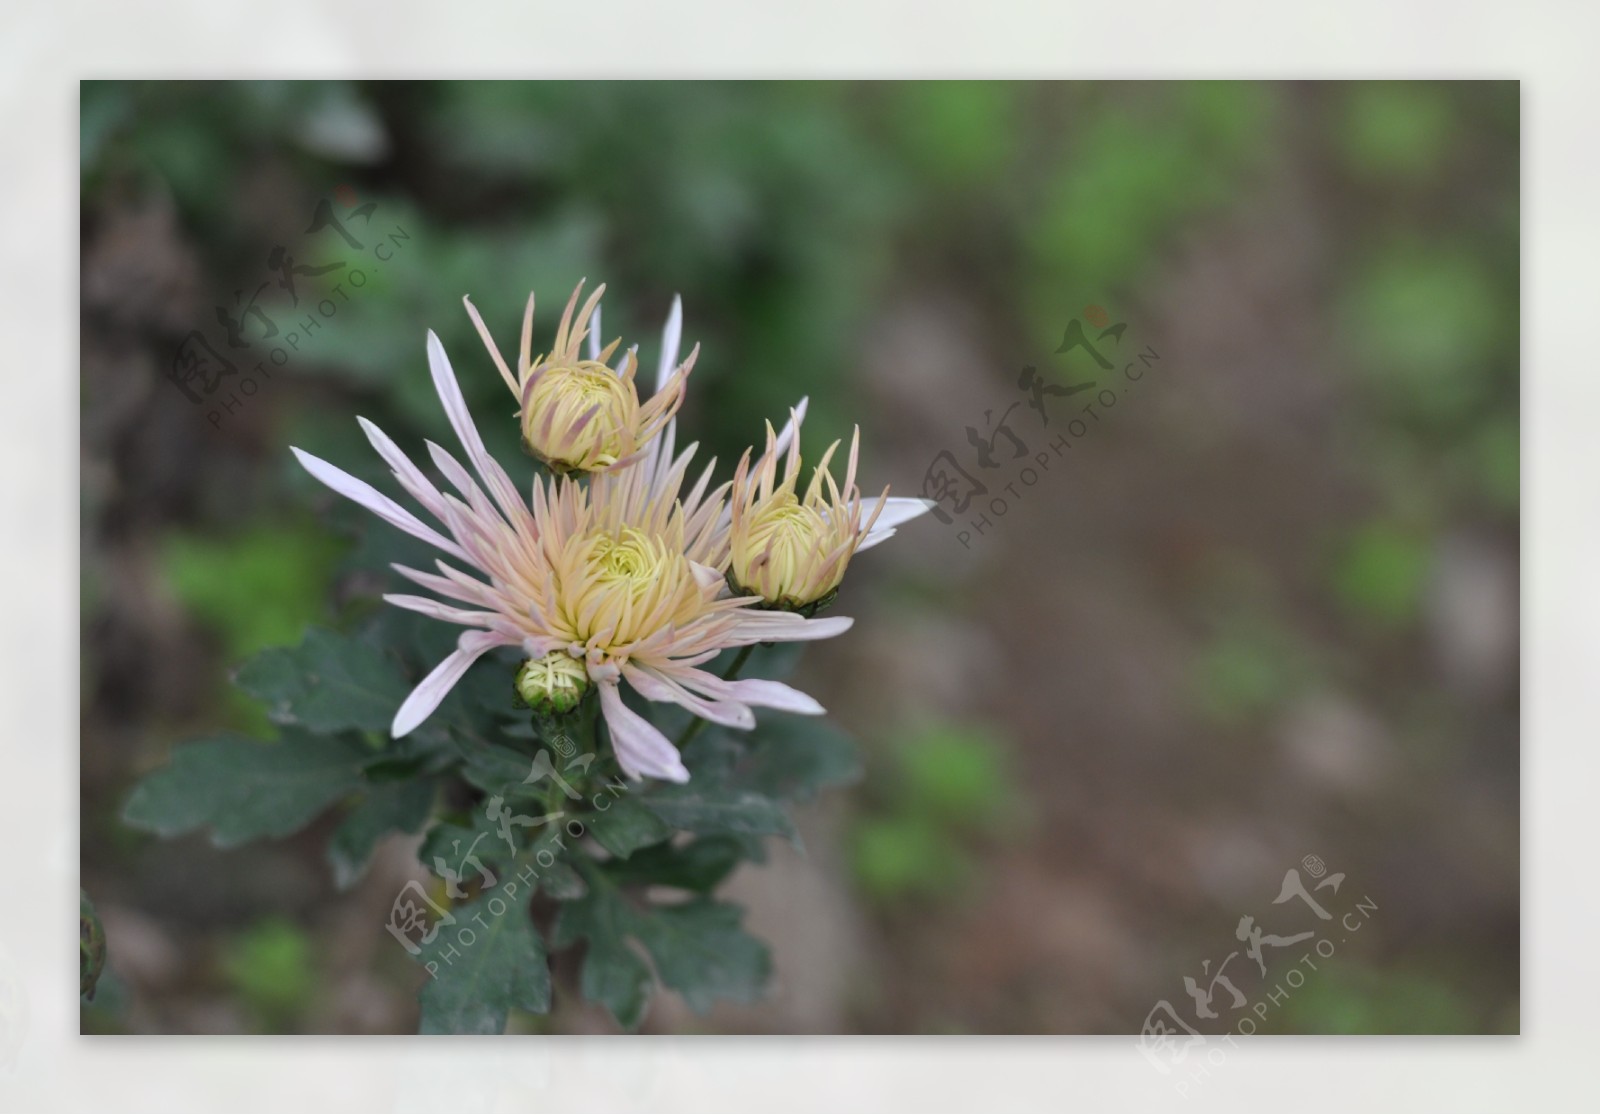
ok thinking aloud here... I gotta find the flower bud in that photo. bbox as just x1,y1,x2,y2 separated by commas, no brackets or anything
728,415,886,613
729,492,848,611
515,652,589,713
521,360,641,473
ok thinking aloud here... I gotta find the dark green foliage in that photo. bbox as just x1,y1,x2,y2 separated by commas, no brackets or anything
122,611,861,1032
416,891,552,1035
122,731,370,848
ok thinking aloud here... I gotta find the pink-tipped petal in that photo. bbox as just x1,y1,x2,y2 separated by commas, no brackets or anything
731,611,855,643
425,330,533,536
392,629,512,737
721,676,826,715
291,446,468,562
599,683,690,782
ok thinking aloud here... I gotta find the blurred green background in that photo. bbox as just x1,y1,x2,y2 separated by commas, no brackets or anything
79,80,1518,1034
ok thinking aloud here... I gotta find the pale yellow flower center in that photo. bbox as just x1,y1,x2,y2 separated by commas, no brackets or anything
558,526,705,650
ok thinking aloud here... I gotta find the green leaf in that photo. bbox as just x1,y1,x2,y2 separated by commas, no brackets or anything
739,714,861,803
586,798,673,859
553,870,771,1028
122,732,367,848
328,779,436,889
639,784,797,843
418,813,515,878
416,891,551,1034
81,890,106,1001
235,627,410,735
453,735,540,799
551,880,653,1031
632,898,771,1015
419,816,580,901
602,836,745,893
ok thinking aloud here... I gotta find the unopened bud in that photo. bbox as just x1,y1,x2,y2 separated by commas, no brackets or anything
515,652,589,713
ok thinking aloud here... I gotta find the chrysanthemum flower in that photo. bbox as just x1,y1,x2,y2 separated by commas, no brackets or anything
616,299,934,585
728,411,936,611
290,324,848,783
464,280,691,474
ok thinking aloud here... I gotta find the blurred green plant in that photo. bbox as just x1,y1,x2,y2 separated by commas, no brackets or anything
849,721,1021,905
1266,959,1500,1034
1341,243,1503,427
220,918,317,1032
1331,521,1433,629
1028,82,1271,336
161,521,345,662
1337,83,1456,184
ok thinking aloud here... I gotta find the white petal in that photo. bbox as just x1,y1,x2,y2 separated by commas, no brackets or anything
861,495,936,531
291,446,468,562
731,611,854,643
676,670,826,716
425,331,534,537
599,683,690,782
392,629,510,737
615,343,637,377
655,295,683,395
356,416,452,524
586,302,602,362
381,593,503,627
769,397,809,462
689,561,724,592
721,677,826,715
624,664,755,729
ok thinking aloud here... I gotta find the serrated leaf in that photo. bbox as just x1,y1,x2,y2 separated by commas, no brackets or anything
451,733,542,799
740,713,862,802
122,732,367,848
633,899,771,1015
601,836,744,893
551,879,653,1031
553,871,771,1029
328,779,435,889
586,798,672,859
418,813,515,880
639,784,797,842
419,817,579,902
416,890,550,1034
235,627,410,734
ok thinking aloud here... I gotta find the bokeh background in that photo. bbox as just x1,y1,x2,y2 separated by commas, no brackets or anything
79,80,1519,1035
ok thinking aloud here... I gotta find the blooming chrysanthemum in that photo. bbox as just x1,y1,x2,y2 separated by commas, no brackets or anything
290,324,849,783
608,298,935,581
464,280,691,474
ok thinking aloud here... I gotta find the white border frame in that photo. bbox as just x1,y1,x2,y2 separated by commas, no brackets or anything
10,1,1585,1108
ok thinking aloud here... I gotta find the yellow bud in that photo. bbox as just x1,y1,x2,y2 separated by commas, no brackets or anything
521,361,639,474
729,491,847,609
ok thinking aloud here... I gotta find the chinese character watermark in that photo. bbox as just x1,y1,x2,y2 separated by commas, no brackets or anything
921,304,1162,548
1137,854,1378,1099
169,185,413,429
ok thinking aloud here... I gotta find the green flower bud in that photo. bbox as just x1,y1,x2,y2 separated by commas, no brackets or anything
515,652,589,714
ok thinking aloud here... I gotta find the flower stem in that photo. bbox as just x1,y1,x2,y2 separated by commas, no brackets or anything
672,644,756,753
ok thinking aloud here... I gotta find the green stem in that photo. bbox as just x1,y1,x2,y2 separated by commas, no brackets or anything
672,643,756,752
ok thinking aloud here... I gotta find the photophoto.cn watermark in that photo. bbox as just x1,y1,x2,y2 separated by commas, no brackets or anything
920,303,1162,548
167,183,413,429
1137,854,1378,1100
382,728,633,977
